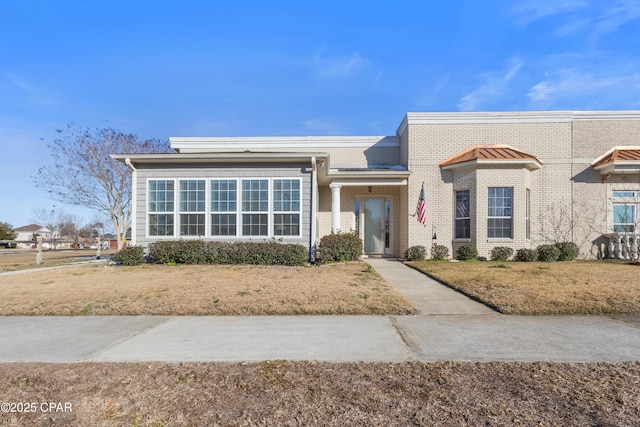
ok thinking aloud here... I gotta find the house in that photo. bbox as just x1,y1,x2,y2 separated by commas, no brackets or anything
13,224,51,248
112,110,640,261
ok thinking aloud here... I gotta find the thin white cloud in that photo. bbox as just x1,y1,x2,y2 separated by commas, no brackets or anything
591,0,640,39
312,49,372,79
458,59,523,111
511,0,588,26
528,68,640,106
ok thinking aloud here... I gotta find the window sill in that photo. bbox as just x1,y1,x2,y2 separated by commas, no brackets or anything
487,238,514,243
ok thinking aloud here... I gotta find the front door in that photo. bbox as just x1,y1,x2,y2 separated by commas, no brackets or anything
364,198,386,254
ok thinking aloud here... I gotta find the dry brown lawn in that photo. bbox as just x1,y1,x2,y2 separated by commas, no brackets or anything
0,249,109,273
408,260,640,315
1,361,638,426
0,262,415,316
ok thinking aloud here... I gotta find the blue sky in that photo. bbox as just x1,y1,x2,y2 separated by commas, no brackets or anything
2,0,640,228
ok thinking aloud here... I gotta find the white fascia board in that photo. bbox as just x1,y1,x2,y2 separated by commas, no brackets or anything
331,179,408,186
572,111,640,121
170,136,399,150
593,162,640,175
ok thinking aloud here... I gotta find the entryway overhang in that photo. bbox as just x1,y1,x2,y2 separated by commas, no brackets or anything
321,167,411,234
591,146,640,176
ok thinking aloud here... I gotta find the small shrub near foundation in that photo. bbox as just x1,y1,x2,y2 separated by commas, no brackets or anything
316,231,363,264
111,246,145,266
456,244,478,261
536,244,561,262
515,248,537,262
405,245,427,261
430,244,450,260
490,246,514,261
555,241,580,261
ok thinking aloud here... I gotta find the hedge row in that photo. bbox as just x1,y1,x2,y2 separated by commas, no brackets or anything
145,240,309,266
458,242,580,262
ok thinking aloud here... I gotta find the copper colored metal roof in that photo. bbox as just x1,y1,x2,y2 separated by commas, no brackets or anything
439,145,543,168
591,147,640,167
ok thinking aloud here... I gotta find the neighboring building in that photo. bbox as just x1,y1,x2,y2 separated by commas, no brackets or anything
13,224,51,248
112,111,640,260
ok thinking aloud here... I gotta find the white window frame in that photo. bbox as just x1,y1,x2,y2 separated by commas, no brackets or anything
178,179,207,237
147,178,176,238
272,178,302,238
487,187,513,239
241,179,270,237
210,178,239,237
145,177,303,240
454,189,471,240
612,191,640,233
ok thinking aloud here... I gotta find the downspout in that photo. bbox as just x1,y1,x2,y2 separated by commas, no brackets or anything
310,157,318,263
125,158,137,247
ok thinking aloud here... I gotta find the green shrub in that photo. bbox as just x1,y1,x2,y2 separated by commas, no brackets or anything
111,245,145,266
536,244,561,262
490,246,514,261
147,239,308,266
405,245,427,261
515,248,537,262
431,244,450,260
316,231,363,264
456,244,478,261
555,241,580,261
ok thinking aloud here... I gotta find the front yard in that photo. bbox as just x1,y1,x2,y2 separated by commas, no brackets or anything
408,260,640,315
0,262,415,316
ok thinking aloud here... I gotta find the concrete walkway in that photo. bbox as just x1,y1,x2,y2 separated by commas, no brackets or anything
365,258,496,315
1,259,639,363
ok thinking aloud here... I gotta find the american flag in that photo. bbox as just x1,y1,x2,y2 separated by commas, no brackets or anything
415,183,427,226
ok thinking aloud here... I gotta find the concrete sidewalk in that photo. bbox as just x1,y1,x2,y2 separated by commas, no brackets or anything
0,259,639,363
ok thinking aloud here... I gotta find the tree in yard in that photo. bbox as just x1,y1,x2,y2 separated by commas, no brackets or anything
0,222,17,240
34,126,171,250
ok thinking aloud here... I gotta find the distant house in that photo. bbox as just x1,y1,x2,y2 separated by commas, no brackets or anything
112,110,640,261
14,224,50,248
13,224,75,249
103,229,132,250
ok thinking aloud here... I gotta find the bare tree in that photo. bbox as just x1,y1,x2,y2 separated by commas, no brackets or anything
32,206,68,249
34,126,170,250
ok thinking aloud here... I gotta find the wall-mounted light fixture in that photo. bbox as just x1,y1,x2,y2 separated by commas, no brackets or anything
367,186,372,193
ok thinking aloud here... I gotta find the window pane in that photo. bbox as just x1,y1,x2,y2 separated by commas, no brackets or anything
180,180,205,212
211,214,237,236
274,213,300,236
149,180,174,213
242,180,268,212
488,218,512,238
242,213,268,236
455,190,470,219
613,191,635,198
273,179,300,211
455,219,471,239
211,180,237,212
613,204,635,232
180,213,205,236
149,214,174,236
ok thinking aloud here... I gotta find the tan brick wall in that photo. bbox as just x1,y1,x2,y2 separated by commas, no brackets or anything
405,120,574,258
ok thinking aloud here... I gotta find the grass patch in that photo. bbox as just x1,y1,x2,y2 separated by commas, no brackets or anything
0,263,415,316
407,260,640,315
0,361,638,426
